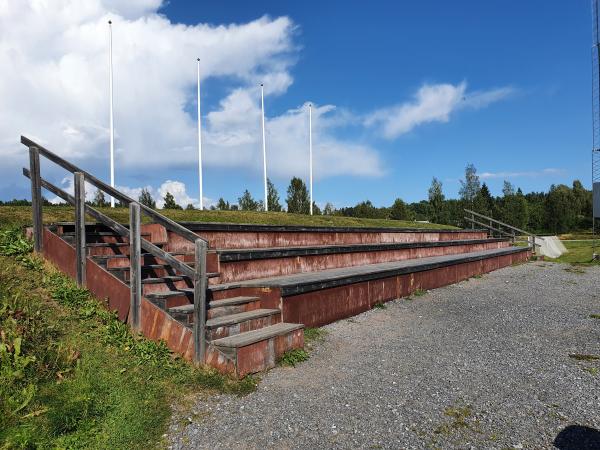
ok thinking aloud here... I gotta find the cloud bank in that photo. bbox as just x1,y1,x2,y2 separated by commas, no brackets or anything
0,0,514,204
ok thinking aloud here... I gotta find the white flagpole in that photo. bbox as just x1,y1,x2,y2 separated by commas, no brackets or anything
197,58,203,210
261,84,268,212
108,20,115,207
309,103,313,215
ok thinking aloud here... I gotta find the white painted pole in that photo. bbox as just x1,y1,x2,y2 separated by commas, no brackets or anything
108,20,115,207
261,84,268,212
197,58,203,210
309,103,313,215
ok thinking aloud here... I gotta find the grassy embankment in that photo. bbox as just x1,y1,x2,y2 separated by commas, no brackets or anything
0,228,255,449
546,240,600,265
0,205,455,230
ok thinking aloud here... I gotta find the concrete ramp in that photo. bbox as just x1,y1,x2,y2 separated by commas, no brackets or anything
535,236,567,258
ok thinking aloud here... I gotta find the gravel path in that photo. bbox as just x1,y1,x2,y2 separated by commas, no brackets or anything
168,262,600,449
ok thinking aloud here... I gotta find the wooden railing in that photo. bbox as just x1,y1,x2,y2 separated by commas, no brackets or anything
22,136,208,363
463,208,539,254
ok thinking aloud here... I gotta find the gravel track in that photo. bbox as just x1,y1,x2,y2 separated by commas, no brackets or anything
168,262,600,449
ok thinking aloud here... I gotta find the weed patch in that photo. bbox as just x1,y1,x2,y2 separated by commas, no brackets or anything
303,327,327,345
569,354,600,361
372,302,386,309
589,314,600,320
278,349,309,367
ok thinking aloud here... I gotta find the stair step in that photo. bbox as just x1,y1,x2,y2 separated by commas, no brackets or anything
206,309,279,328
210,296,260,308
142,276,186,284
145,290,193,299
86,242,130,247
212,322,304,348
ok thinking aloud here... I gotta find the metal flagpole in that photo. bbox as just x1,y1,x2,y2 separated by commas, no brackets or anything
261,84,268,212
309,103,313,215
197,58,203,210
108,20,115,207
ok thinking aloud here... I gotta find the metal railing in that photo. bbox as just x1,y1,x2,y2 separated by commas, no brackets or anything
22,136,208,363
463,208,539,254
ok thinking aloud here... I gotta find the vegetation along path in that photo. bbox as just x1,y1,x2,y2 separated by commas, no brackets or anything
168,262,600,449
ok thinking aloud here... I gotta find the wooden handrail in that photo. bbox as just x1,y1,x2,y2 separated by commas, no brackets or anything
464,208,532,237
21,136,206,245
464,208,538,253
22,136,208,364
22,168,196,279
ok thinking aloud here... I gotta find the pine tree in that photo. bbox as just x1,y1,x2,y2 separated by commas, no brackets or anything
389,198,413,220
238,190,260,211
267,178,283,212
473,182,494,216
162,192,181,209
216,198,230,210
138,188,156,209
323,202,336,215
286,177,310,214
185,203,195,210
92,189,109,207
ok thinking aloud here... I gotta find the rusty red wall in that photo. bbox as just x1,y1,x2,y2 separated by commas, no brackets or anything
280,250,530,327
214,241,509,284
140,298,194,360
43,228,77,279
165,229,489,251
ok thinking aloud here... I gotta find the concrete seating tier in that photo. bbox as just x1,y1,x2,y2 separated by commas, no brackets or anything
44,222,530,377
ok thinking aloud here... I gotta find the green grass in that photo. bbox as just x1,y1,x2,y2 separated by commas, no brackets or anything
277,349,310,367
0,227,255,449
303,327,328,344
0,205,455,230
546,240,600,265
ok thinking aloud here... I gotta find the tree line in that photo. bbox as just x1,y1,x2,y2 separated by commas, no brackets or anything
1,164,592,233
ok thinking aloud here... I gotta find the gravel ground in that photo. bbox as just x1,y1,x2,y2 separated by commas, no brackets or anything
168,262,600,449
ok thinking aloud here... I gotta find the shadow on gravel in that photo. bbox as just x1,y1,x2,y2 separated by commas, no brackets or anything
553,425,600,449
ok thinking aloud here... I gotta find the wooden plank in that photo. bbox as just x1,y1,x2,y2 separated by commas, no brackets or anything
22,168,196,279
74,172,86,286
129,203,141,331
28,147,43,252
193,239,208,364
20,136,206,245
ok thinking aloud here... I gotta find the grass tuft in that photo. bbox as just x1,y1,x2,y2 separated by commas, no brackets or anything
303,327,327,345
569,353,600,361
278,349,310,367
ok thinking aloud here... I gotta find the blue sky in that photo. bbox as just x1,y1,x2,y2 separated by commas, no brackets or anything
0,0,592,207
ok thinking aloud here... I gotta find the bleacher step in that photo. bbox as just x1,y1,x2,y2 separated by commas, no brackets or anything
207,322,304,377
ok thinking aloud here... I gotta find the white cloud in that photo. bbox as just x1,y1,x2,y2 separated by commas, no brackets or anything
365,82,514,139
203,94,384,178
479,168,564,180
0,0,384,194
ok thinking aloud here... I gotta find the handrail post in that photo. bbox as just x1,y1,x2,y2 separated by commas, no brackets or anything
193,239,208,364
29,146,43,252
129,202,142,331
74,172,86,286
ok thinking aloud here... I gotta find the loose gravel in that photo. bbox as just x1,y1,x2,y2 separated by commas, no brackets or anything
168,262,600,449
